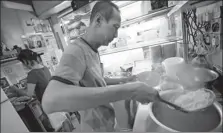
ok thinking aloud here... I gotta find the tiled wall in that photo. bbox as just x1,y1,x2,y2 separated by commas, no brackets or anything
1,7,50,49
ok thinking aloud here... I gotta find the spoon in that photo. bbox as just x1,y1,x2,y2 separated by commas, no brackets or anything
157,88,216,113
157,93,189,113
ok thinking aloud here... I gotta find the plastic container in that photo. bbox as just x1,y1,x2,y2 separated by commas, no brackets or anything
162,57,185,79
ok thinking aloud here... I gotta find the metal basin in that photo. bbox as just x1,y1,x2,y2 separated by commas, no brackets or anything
176,67,219,89
146,102,222,132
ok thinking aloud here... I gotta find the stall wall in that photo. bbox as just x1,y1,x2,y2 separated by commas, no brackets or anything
1,60,27,84
186,1,222,69
1,7,24,48
1,7,38,49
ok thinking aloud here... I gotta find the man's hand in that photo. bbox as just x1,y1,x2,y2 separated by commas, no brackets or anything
126,75,137,82
131,81,159,104
121,75,137,83
104,75,137,85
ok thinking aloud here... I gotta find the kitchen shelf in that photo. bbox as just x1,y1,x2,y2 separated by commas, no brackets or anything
1,57,18,64
32,47,47,54
67,16,83,26
65,1,136,26
115,1,137,8
121,6,174,28
68,27,76,31
99,37,182,56
70,36,79,40
70,33,84,40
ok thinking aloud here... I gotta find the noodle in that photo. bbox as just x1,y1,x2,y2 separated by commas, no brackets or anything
173,89,211,111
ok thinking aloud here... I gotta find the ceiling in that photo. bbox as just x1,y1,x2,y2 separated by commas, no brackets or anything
6,0,33,6
1,0,69,19
32,1,64,17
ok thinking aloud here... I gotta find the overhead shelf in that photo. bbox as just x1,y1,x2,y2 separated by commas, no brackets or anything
32,47,47,54
99,37,182,56
60,1,136,20
121,6,174,27
59,1,97,20
65,2,174,33
70,36,79,40
70,33,84,40
68,6,174,28
65,1,137,26
114,1,137,8
1,57,18,64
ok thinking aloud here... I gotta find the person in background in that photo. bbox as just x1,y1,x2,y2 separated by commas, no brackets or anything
17,49,51,103
13,45,22,54
42,1,159,132
17,49,54,132
37,53,44,65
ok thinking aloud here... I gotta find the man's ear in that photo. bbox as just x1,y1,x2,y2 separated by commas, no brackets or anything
94,13,104,27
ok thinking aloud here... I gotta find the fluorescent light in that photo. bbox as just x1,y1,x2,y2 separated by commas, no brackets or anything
167,1,188,17
120,1,142,21
113,1,129,7
1,1,34,12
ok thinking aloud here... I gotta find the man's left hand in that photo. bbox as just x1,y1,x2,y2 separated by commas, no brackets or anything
124,75,137,83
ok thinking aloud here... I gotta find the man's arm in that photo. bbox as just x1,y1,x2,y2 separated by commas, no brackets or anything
104,76,136,85
42,80,139,114
27,83,36,97
41,44,158,114
9,85,29,97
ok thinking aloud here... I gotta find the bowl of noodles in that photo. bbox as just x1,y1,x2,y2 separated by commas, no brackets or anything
165,88,216,112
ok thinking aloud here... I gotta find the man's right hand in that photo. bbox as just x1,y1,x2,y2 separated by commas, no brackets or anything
131,81,159,104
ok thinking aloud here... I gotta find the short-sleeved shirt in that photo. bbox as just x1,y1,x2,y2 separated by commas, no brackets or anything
27,66,51,103
52,38,115,132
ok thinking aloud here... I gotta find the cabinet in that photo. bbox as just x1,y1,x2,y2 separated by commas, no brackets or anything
1,89,29,132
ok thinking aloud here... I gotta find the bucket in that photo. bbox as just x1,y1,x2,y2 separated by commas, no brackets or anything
162,57,185,78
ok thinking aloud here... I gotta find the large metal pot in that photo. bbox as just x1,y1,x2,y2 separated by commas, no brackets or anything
146,102,222,132
176,67,219,89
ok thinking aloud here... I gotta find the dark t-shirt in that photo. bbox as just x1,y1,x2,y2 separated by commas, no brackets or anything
27,66,51,103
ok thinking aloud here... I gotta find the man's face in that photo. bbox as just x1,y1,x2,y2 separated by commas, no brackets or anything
95,8,121,46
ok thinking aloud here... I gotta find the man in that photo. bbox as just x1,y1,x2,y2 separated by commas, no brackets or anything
42,1,159,132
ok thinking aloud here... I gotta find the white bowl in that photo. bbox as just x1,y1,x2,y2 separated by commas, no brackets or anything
136,71,161,87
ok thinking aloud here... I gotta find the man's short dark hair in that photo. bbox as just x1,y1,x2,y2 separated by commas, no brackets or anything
90,1,120,24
